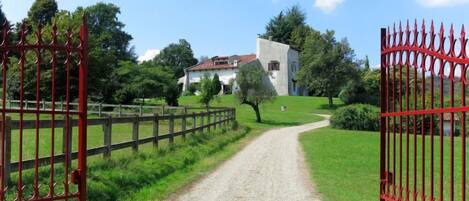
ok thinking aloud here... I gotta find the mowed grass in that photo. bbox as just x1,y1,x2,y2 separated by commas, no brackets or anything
177,95,341,129
300,127,469,201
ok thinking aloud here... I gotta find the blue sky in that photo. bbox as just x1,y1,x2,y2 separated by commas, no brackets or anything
2,0,469,67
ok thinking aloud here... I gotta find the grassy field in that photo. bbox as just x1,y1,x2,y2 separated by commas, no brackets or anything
300,127,469,201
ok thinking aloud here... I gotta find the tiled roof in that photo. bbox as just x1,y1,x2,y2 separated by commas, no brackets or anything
188,54,257,71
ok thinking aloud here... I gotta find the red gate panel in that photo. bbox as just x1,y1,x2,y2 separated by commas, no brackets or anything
381,20,468,201
0,17,88,200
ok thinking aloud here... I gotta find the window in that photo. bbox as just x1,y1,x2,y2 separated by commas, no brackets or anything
268,61,280,71
215,60,228,65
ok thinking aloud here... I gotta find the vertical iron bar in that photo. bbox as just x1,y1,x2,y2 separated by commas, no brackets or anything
77,16,89,201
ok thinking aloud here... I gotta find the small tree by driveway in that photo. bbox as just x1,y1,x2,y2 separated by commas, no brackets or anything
235,61,276,123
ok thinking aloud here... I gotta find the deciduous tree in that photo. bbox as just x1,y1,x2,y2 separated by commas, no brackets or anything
235,61,275,123
297,30,359,107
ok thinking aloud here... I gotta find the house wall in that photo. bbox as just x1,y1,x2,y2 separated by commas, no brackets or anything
182,38,306,96
183,68,237,91
256,37,304,96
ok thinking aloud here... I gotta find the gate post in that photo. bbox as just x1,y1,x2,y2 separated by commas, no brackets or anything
379,27,387,201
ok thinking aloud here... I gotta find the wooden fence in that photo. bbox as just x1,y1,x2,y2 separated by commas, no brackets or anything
1,107,236,182
5,99,210,117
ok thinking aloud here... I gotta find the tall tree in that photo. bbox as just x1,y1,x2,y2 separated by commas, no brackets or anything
235,61,276,123
290,25,317,51
297,30,359,107
364,55,371,71
27,0,58,25
76,3,136,103
153,39,198,78
261,5,306,45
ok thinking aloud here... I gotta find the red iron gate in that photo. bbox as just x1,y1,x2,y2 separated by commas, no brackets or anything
380,20,468,201
0,18,88,200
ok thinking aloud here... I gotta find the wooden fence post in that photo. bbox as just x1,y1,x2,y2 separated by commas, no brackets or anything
192,112,196,135
132,116,139,152
42,98,46,110
98,103,102,117
103,116,112,158
8,99,11,109
153,114,159,148
213,111,219,129
25,99,29,110
207,111,211,132
161,105,165,116
118,104,122,117
62,115,72,168
139,105,143,116
200,112,204,133
60,100,63,111
2,116,11,185
169,114,174,145
182,111,186,141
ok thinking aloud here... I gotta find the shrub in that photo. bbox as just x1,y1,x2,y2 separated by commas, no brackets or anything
331,104,379,131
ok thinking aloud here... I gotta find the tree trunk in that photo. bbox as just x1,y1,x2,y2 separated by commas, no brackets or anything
252,104,261,123
328,95,334,108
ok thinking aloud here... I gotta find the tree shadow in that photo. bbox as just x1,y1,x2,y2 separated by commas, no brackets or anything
259,119,308,127
318,103,344,110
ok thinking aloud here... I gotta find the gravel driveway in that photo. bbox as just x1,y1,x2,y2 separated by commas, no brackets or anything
170,115,330,201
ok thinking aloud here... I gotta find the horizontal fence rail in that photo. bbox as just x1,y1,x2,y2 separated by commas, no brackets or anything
0,107,236,187
4,100,212,117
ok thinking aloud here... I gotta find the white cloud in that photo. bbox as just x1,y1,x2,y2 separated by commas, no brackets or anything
417,0,469,7
314,0,344,13
137,49,160,63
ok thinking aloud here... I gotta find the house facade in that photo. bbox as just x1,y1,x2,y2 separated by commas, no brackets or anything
180,37,307,96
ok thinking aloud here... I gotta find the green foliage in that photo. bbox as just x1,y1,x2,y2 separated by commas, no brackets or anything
297,30,359,107
27,0,58,25
211,73,221,95
153,39,198,78
235,61,276,122
339,67,379,105
199,74,215,107
331,104,380,131
115,61,180,106
7,3,135,103
261,5,307,45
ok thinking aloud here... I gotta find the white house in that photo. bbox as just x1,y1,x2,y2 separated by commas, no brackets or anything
180,37,307,96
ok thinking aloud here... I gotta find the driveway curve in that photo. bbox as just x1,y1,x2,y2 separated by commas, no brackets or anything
170,115,330,201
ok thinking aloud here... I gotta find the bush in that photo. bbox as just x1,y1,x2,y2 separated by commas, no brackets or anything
331,104,379,131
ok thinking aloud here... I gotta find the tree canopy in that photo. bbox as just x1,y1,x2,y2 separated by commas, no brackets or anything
153,39,198,78
261,5,309,46
297,30,359,107
27,0,58,25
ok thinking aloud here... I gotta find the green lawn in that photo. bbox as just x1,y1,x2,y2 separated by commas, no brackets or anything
178,95,341,129
300,127,468,201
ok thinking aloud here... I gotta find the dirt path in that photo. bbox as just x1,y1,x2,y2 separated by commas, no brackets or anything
170,115,330,201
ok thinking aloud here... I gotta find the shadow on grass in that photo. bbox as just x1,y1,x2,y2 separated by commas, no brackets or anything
318,103,344,111
258,119,306,127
